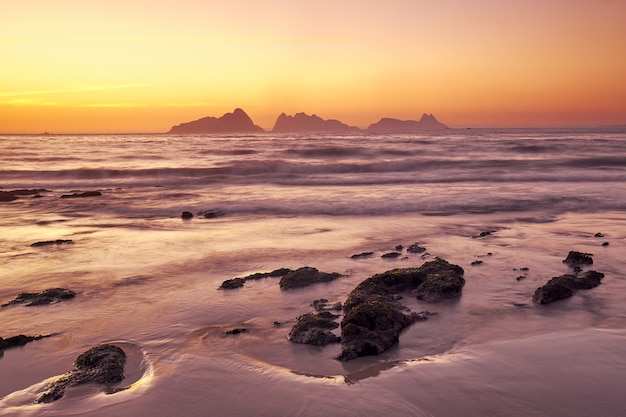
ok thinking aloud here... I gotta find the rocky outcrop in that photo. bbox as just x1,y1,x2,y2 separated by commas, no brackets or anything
272,112,360,133
60,191,102,199
31,239,74,247
563,251,594,267
532,271,605,304
168,108,264,134
367,113,448,132
279,267,342,290
288,312,341,346
36,344,126,403
2,288,76,307
220,268,292,290
338,258,463,360
0,189,50,202
0,334,51,351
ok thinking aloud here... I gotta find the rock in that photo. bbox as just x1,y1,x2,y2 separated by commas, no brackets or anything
312,299,342,312
181,211,193,219
338,258,463,360
36,344,126,403
594,233,604,238
563,251,593,267
381,252,402,259
471,260,483,266
279,267,341,290
0,334,51,351
288,312,340,346
2,288,76,307
219,268,292,289
351,252,374,259
602,242,609,247
168,108,265,134
406,243,427,254
60,191,102,198
475,230,495,238
30,239,74,247
225,328,248,335
532,271,605,304
516,275,526,281
220,278,246,290
202,210,225,219
415,260,466,303
0,189,50,202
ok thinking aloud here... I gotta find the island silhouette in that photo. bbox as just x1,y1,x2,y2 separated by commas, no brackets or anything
168,109,448,134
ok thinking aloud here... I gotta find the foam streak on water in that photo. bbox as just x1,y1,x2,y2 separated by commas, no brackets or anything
1,129,626,416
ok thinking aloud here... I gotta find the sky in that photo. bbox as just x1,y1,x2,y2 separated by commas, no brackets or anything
1,0,626,133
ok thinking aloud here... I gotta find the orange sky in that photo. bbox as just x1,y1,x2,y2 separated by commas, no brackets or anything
1,0,626,133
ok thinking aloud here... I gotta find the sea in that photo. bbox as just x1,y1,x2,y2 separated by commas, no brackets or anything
1,128,625,416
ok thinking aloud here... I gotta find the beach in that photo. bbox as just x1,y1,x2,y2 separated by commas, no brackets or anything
1,130,625,416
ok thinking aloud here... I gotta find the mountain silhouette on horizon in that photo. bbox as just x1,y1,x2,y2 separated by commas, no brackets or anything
272,112,360,133
167,109,449,134
367,114,449,132
168,108,264,134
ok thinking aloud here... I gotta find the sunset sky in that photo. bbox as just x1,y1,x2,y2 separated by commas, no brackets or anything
2,0,626,133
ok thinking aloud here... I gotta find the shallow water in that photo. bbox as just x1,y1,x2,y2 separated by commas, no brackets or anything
1,130,626,416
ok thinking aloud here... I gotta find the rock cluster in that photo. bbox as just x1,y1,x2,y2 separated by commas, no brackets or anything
2,288,76,307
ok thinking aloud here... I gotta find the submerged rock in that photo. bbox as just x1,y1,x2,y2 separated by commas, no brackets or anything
563,251,593,267
381,252,402,259
338,258,463,360
406,243,427,254
30,239,74,247
0,334,51,351
279,267,341,290
60,191,102,198
36,344,126,403
0,189,50,202
2,288,76,307
351,252,374,259
532,271,605,304
288,312,340,346
181,211,194,219
219,268,292,290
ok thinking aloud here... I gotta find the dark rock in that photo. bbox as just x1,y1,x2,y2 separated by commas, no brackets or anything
36,344,126,403
381,252,402,259
338,258,463,360
202,210,225,219
225,328,248,335
563,251,593,267
181,211,193,219
602,242,609,247
168,108,264,134
594,233,604,238
415,260,466,303
0,334,51,351
219,268,292,289
532,271,605,304
288,312,340,346
2,288,76,307
471,260,483,266
312,299,342,312
279,267,341,290
31,239,74,247
476,230,495,238
60,191,102,199
0,189,50,202
406,243,427,254
395,245,404,251
220,278,246,290
516,275,526,281
351,252,374,259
